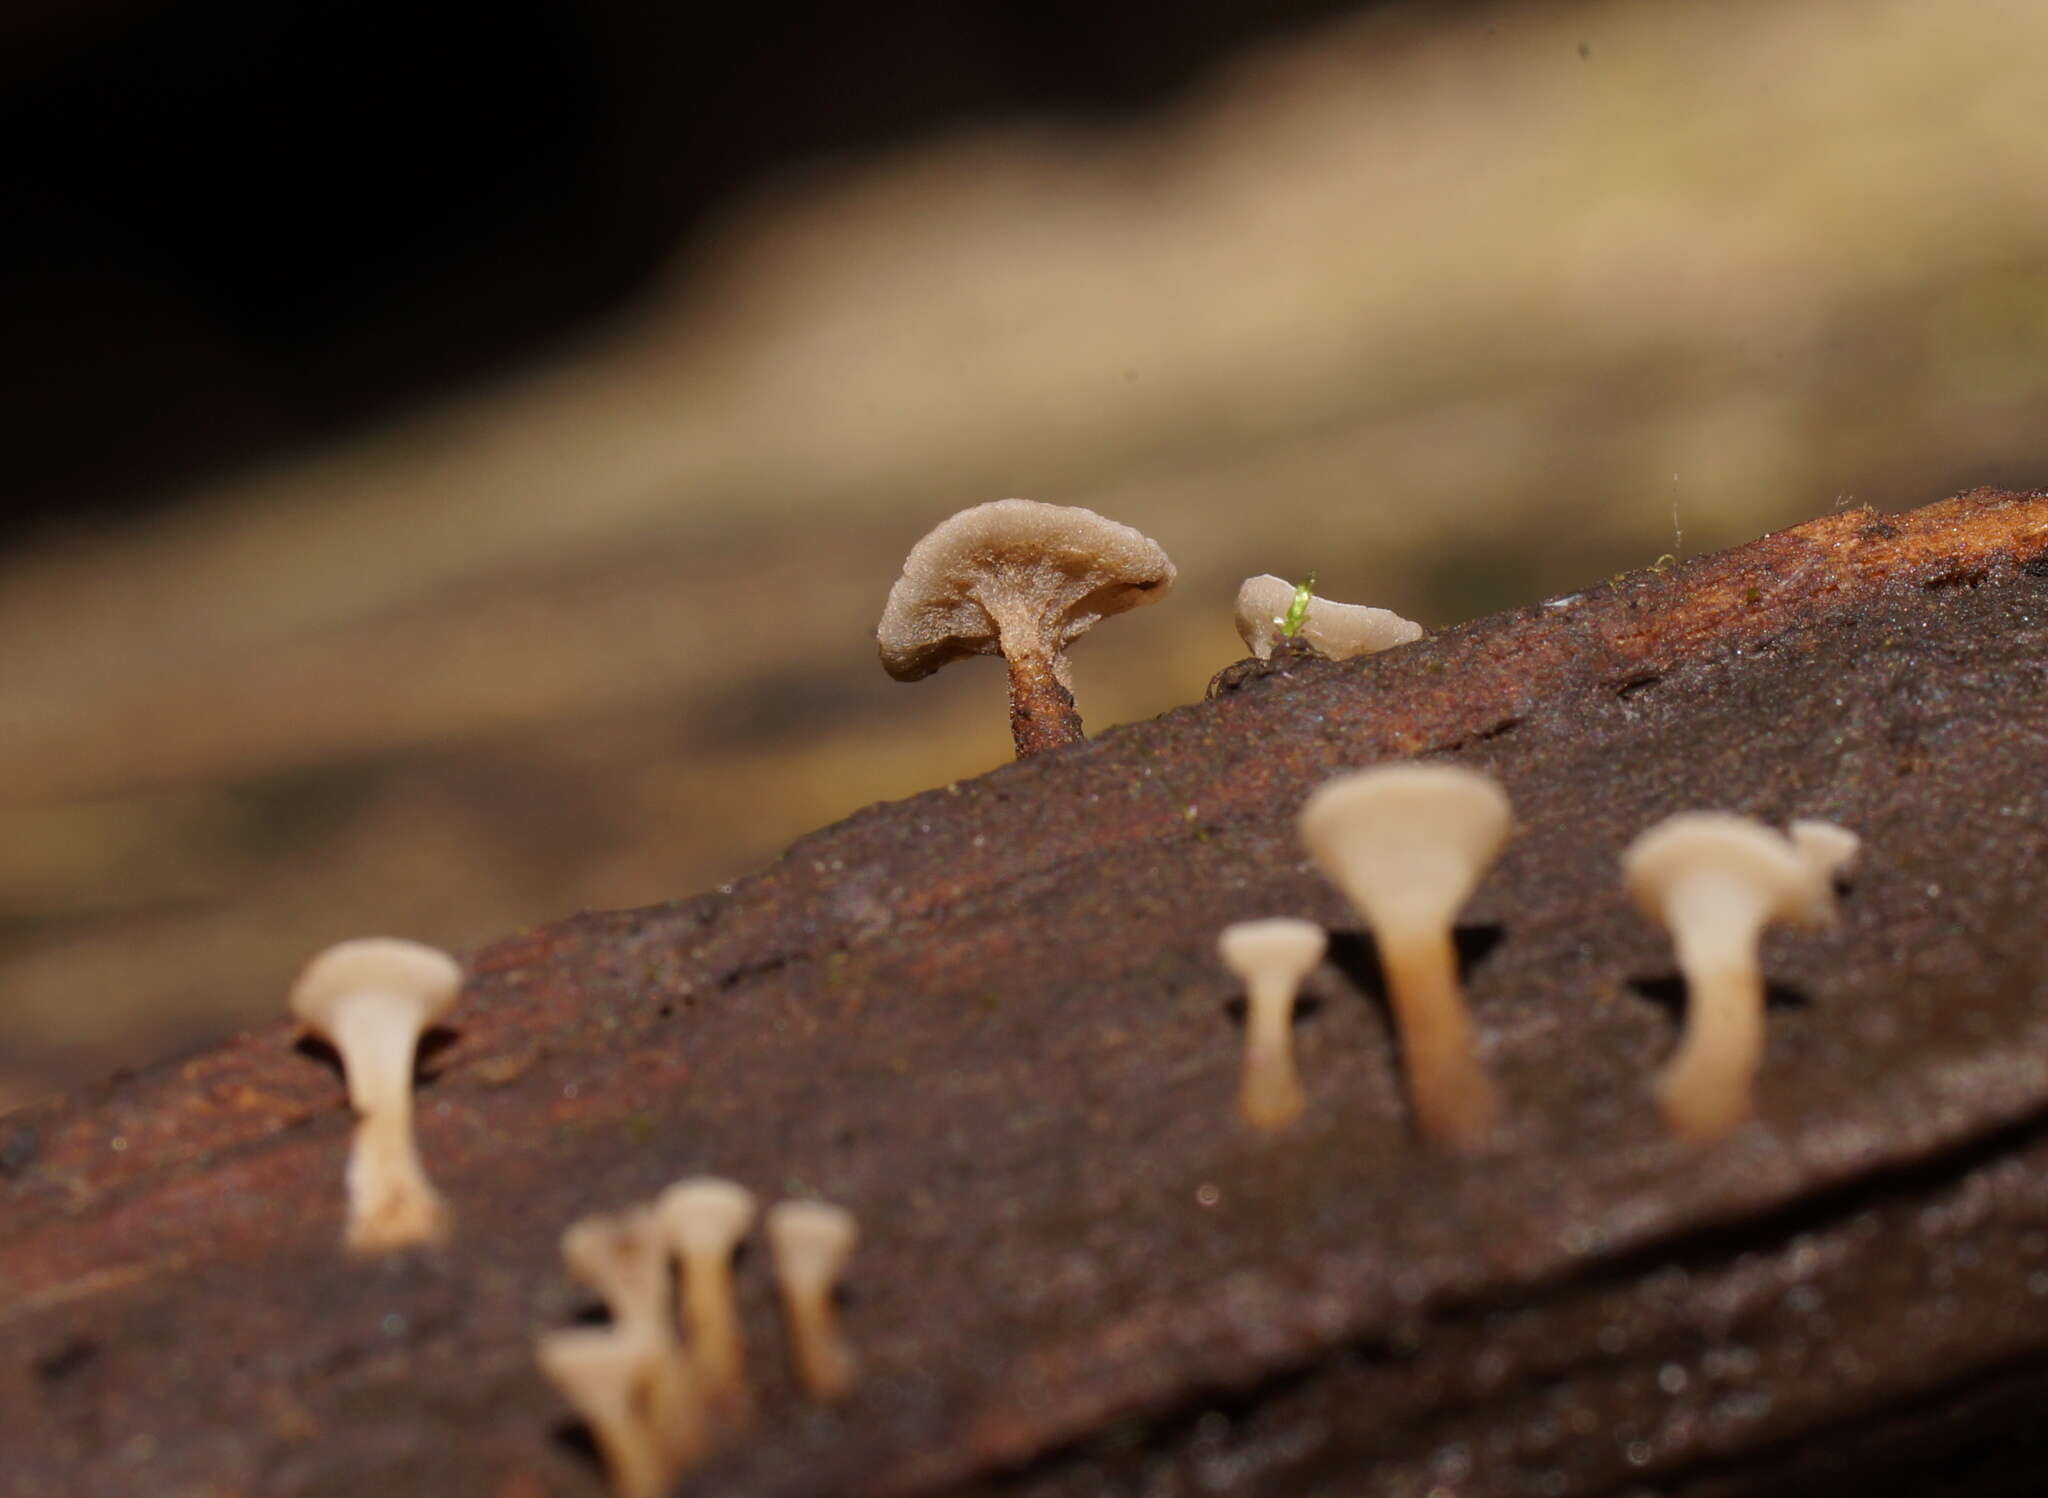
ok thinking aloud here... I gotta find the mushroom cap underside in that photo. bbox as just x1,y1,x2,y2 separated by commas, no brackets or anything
877,499,1175,680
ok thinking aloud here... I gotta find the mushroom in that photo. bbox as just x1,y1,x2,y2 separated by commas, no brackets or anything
288,937,463,1252
766,1199,859,1402
562,1207,704,1466
1297,764,1512,1150
877,498,1176,757
1217,918,1327,1131
535,1328,672,1498
1623,813,1851,1142
1234,574,1423,661
656,1176,759,1417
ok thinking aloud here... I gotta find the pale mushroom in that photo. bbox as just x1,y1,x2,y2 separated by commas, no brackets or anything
1218,918,1327,1131
535,1328,672,1498
1234,574,1423,661
562,1207,704,1467
1297,765,1512,1149
656,1177,758,1417
766,1199,859,1402
1624,812,1850,1142
288,937,462,1252
877,499,1175,757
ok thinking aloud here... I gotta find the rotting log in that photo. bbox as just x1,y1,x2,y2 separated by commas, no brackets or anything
3,488,2047,1498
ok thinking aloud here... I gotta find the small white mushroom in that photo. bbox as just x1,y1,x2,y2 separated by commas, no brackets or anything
1234,574,1423,661
1298,765,1512,1150
1624,813,1850,1142
562,1208,704,1467
535,1328,672,1498
1218,918,1327,1131
766,1199,859,1402
656,1177,759,1416
288,937,462,1252
877,499,1175,757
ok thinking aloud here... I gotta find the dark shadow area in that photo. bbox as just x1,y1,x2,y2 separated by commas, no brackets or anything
0,0,1417,536
1325,923,1507,1009
1627,973,1814,1024
549,1416,603,1471
1220,993,1326,1027
290,1024,462,1086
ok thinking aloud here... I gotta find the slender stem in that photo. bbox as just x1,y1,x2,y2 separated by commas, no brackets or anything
783,1287,856,1402
1380,931,1499,1150
1239,977,1306,1131
682,1250,748,1413
1659,961,1765,1142
345,1107,449,1251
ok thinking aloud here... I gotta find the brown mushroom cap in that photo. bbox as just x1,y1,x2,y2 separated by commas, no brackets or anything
876,499,1175,685
1234,575,1423,662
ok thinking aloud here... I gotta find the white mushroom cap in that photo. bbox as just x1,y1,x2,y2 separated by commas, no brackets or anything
1218,918,1327,990
535,1327,672,1498
1234,574,1423,661
876,499,1174,686
289,937,462,1116
1219,918,1327,1132
562,1207,674,1343
657,1177,758,1259
1624,813,1838,940
766,1199,859,1402
1298,764,1513,934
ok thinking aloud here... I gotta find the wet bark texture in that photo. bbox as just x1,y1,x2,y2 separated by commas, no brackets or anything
3,489,2046,1498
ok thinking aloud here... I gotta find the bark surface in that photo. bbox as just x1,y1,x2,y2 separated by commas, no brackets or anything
4,489,2046,1498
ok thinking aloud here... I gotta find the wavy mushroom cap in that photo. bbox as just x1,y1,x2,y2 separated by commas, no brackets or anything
1298,764,1513,932
876,499,1175,681
1789,818,1862,884
288,937,463,1037
1624,813,1838,932
1234,575,1423,661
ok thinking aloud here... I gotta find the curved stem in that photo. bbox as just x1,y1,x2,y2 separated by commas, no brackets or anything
1001,645,1084,757
1658,961,1765,1142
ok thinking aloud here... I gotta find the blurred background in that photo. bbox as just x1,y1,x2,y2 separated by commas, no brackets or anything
3,0,2045,1110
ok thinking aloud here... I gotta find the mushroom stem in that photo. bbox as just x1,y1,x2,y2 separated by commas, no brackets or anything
1239,970,1306,1131
999,639,1084,756
1657,874,1772,1141
656,1178,759,1423
288,938,463,1254
767,1201,859,1402
1380,932,1501,1150
562,1209,706,1469
346,1108,449,1252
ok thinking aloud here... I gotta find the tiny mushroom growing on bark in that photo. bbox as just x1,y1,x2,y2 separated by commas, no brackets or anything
656,1176,759,1419
535,1328,673,1498
1218,918,1328,1132
766,1199,860,1402
1624,812,1856,1143
1298,764,1512,1150
1234,574,1423,661
562,1207,705,1468
877,498,1176,757
288,937,462,1252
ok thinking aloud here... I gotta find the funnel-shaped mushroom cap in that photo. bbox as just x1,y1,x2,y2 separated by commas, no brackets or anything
1624,814,1837,932
1298,765,1513,932
1218,918,1327,987
657,1177,758,1257
289,938,463,1036
877,499,1175,682
563,1207,672,1339
1789,819,1861,884
1234,575,1423,662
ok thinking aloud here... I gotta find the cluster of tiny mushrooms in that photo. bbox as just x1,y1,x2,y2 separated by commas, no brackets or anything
282,499,1859,1491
